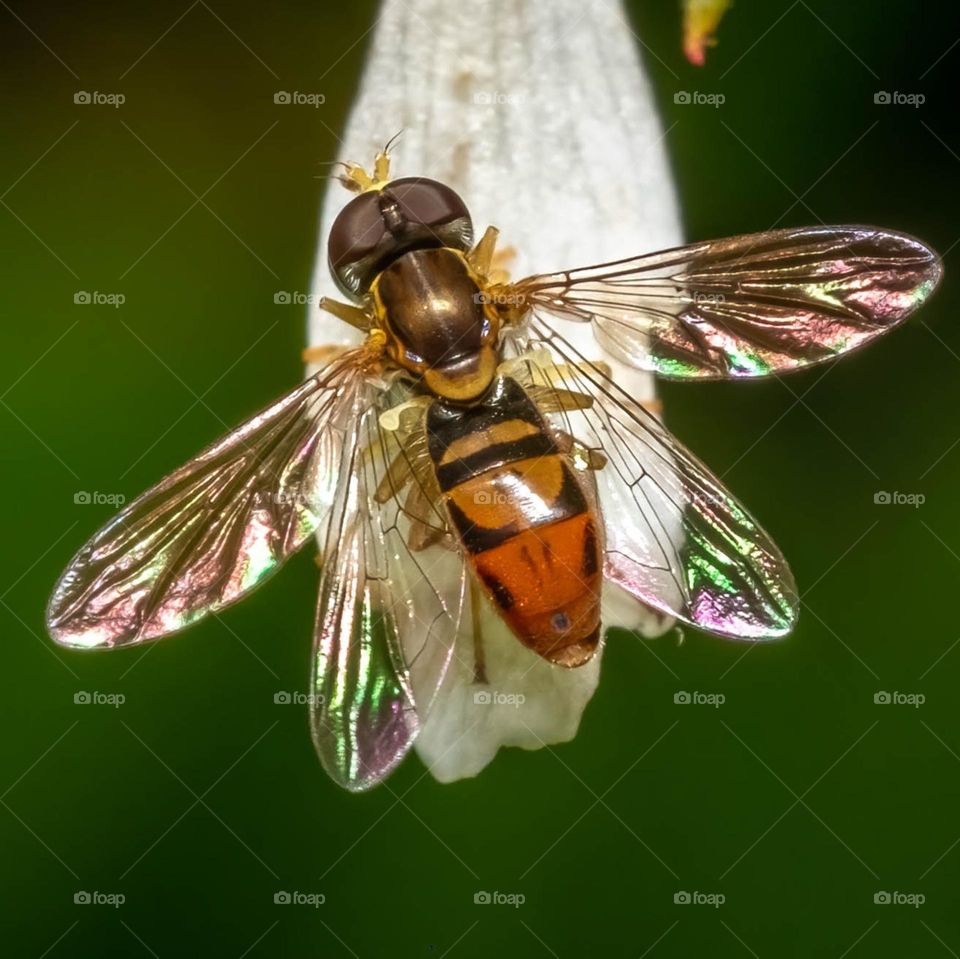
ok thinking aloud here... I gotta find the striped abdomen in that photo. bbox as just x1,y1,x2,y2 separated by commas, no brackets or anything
426,377,602,667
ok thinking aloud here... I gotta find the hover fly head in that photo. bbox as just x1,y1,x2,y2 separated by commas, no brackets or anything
327,171,474,297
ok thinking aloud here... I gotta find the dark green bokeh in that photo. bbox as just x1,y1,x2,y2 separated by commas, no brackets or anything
3,2,959,955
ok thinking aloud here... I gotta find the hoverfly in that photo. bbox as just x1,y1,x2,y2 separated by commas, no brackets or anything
47,144,942,790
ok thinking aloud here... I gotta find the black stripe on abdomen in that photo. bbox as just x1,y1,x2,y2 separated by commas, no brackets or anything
434,432,556,491
426,377,540,460
445,458,589,554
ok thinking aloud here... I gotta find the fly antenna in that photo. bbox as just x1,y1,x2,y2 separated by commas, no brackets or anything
314,159,362,189
382,129,405,156
331,134,401,193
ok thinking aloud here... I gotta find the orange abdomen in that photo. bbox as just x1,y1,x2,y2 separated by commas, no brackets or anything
426,378,602,667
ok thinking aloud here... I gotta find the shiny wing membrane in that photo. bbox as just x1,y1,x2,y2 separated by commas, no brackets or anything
523,321,797,639
503,226,941,379
46,354,371,649
310,389,469,791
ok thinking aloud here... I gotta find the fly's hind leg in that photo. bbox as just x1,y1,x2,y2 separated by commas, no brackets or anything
402,481,447,551
469,577,489,685
373,414,449,552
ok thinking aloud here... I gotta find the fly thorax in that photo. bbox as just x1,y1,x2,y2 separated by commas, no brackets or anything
373,247,500,402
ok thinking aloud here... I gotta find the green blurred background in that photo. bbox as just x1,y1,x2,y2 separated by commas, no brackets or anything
3,1,959,955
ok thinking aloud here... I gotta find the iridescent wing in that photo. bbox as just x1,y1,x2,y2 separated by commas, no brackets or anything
521,322,797,639
46,353,372,649
499,226,942,379
310,394,469,791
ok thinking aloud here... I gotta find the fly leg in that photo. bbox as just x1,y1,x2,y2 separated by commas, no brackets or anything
530,376,662,420
529,384,595,414
469,577,489,685
302,302,377,364
373,421,449,552
402,481,447,551
302,343,350,367
554,430,608,472
317,297,374,331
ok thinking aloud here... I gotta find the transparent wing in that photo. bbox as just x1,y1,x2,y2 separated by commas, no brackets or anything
46,353,371,649
310,393,469,791
500,226,942,379
523,320,797,639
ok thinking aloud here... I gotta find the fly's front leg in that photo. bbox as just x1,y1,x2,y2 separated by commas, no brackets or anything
303,300,375,366
528,384,595,414
302,344,349,367
529,373,662,420
318,296,374,331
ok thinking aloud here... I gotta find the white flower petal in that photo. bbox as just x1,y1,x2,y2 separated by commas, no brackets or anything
603,581,675,638
307,0,684,783
413,604,602,784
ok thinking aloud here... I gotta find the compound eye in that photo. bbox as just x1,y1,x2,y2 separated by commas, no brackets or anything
385,178,470,231
326,177,474,297
327,193,388,296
